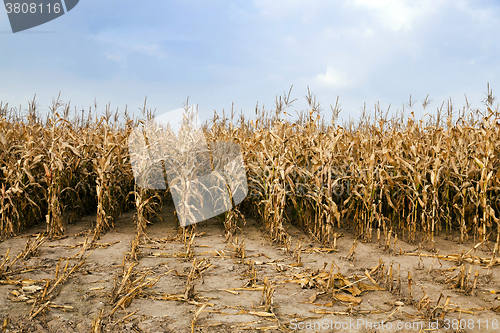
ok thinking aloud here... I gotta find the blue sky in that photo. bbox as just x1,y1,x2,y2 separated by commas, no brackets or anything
1,0,499,123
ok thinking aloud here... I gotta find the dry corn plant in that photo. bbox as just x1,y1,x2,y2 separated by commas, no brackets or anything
221,206,246,243
260,277,275,313
0,109,45,238
110,261,138,305
281,261,380,306
244,259,258,287
292,240,302,264
127,235,141,261
227,236,245,260
0,249,15,280
206,132,250,240
169,107,231,229
0,235,47,282
184,231,196,258
183,258,212,302
0,126,45,238
239,98,296,244
132,186,162,240
91,309,105,333
128,120,164,239
445,264,479,294
44,98,82,238
191,302,208,333
92,112,132,241
29,257,85,319
346,239,358,261
109,260,164,316
21,233,46,260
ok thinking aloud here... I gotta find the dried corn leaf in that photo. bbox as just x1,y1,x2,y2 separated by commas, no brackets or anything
334,294,362,305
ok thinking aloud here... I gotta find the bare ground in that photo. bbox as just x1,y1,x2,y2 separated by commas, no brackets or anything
1,206,500,332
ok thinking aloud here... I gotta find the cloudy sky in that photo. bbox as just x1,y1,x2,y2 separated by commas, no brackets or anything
0,0,499,123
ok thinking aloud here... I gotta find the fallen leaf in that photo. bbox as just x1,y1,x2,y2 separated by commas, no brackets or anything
248,311,275,317
334,294,362,305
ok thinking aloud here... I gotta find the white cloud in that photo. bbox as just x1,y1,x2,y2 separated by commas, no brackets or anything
253,0,308,20
253,0,441,32
349,0,440,32
253,0,340,24
314,66,354,88
90,28,169,65
130,44,166,59
457,0,497,22
105,50,126,65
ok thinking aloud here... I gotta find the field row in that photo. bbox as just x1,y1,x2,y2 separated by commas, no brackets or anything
1,93,500,253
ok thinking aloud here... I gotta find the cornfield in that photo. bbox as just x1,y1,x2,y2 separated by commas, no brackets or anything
1,87,500,255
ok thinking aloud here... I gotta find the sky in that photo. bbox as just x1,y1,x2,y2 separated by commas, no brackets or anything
0,0,499,124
